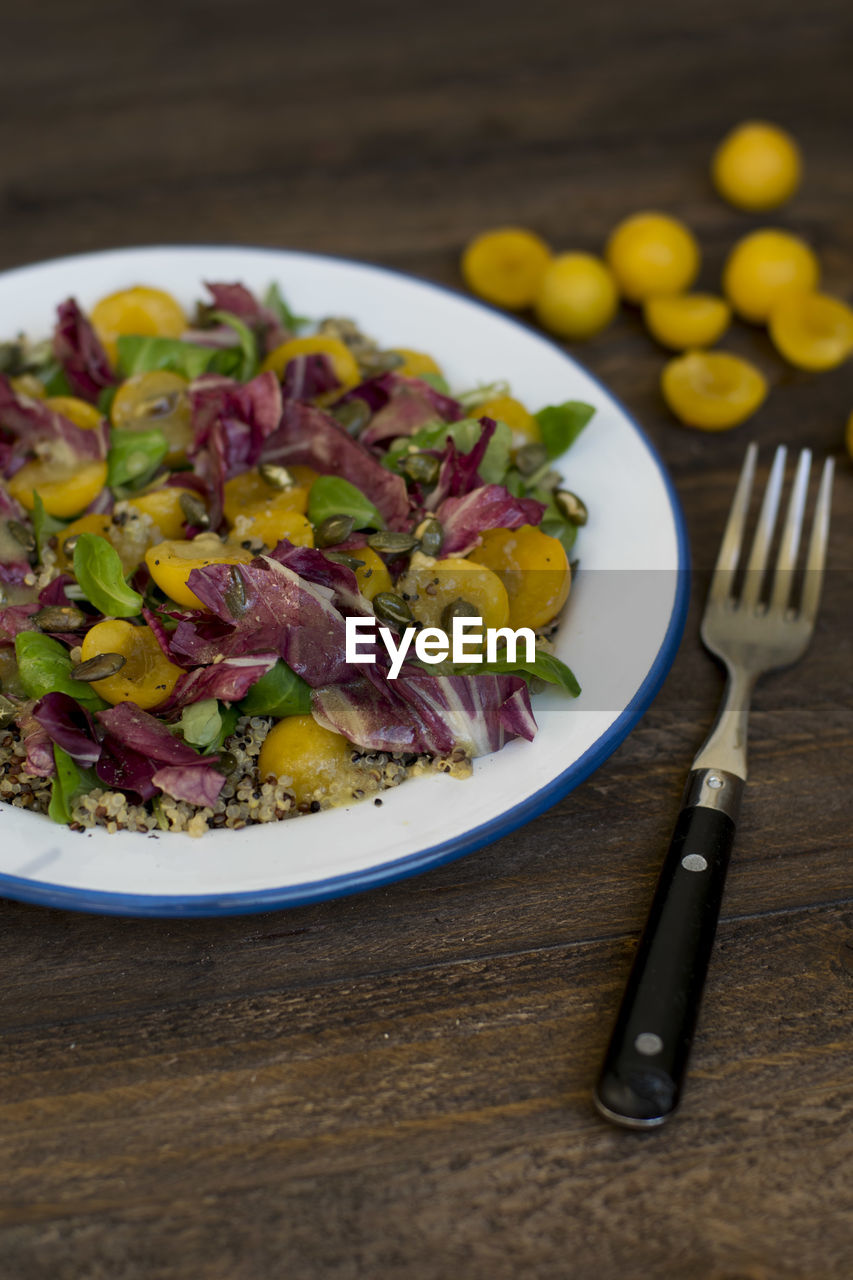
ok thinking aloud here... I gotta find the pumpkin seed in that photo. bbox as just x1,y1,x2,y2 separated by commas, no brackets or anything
440,598,480,629
401,453,440,486
373,591,415,629
61,533,81,559
331,398,371,436
70,652,127,681
323,551,366,571
257,462,295,491
417,518,443,558
554,489,588,526
357,349,404,378
7,520,35,554
215,750,238,775
33,605,88,632
367,531,418,555
179,491,210,529
315,514,356,548
515,443,548,476
223,565,247,619
0,693,16,727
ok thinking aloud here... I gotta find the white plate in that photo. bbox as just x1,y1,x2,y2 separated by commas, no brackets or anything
0,246,689,916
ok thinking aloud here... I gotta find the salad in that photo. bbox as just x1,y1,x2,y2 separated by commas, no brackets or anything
0,279,592,836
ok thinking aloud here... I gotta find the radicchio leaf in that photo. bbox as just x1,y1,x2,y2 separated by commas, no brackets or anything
312,668,536,757
0,562,31,586
189,371,283,525
281,353,340,402
426,416,496,510
18,707,56,777
359,376,463,449
150,762,226,807
0,374,108,468
182,556,354,685
52,298,117,402
436,485,546,557
32,692,101,767
166,653,278,708
95,702,225,805
202,281,288,354
267,540,372,616
259,401,410,530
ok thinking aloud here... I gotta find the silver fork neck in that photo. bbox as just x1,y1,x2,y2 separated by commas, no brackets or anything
691,663,755,781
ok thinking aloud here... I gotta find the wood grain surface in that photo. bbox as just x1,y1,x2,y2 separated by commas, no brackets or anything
1,1,851,1277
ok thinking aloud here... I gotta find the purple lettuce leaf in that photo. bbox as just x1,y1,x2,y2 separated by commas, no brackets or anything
97,702,203,765
281,353,340,402
95,702,225,806
32,692,101,768
0,374,108,469
166,653,278,708
267,540,372,616
339,372,462,421
425,416,496,511
0,603,39,641
0,484,26,522
0,562,32,586
359,376,463,449
95,737,159,801
182,556,354,685
52,298,117,402
312,669,536,757
189,371,283,526
259,401,411,530
150,762,226,807
202,281,288,353
436,485,546,557
18,707,56,777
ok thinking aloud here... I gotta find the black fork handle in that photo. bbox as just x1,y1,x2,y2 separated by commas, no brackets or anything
594,769,742,1128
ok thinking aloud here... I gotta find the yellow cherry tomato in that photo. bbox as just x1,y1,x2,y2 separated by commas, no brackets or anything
768,291,853,371
261,336,360,401
236,509,314,550
90,286,187,367
144,534,254,609
9,374,46,399
605,212,700,303
475,395,539,445
396,558,510,632
643,294,732,350
80,620,184,710
534,252,619,339
354,547,393,602
392,348,443,380
111,371,193,462
44,396,104,430
712,121,802,212
461,227,552,310
723,230,819,324
125,485,197,541
258,714,355,804
469,526,571,629
8,458,108,518
661,351,767,430
223,471,309,525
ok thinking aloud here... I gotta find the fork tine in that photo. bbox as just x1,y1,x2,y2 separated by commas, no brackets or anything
769,449,812,613
740,445,787,610
799,456,835,624
709,443,758,604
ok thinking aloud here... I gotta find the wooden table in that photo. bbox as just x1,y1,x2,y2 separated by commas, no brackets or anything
1,2,851,1276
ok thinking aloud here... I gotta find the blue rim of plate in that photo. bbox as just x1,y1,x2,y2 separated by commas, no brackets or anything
0,244,691,917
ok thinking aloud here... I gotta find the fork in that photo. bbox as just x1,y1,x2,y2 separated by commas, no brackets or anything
594,444,834,1129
